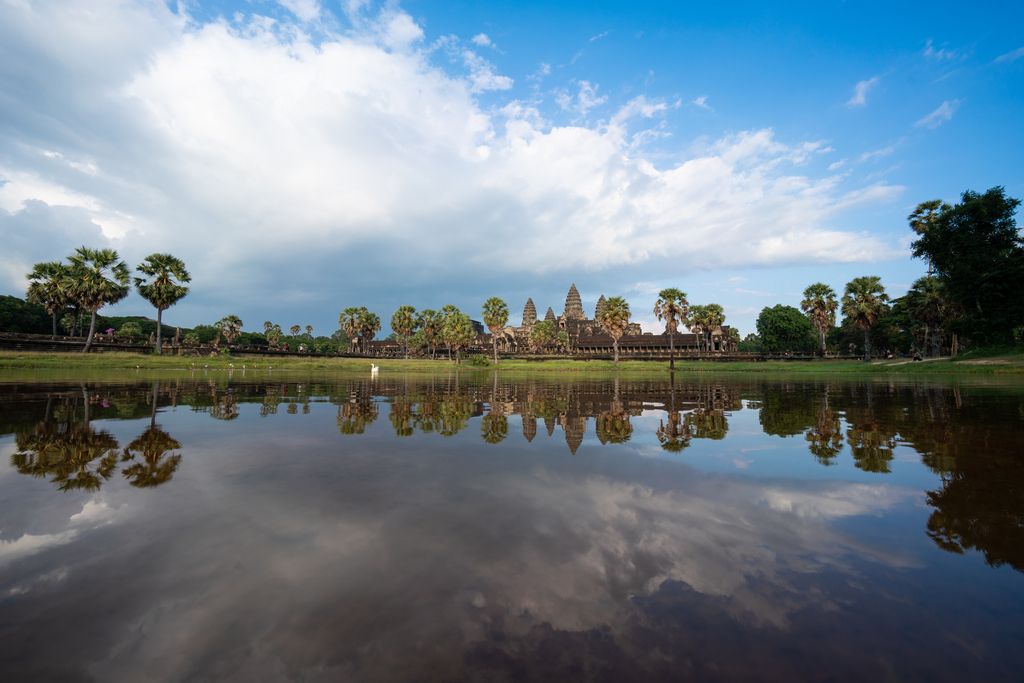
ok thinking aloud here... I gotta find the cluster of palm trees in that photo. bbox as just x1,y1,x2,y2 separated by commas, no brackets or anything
652,289,728,369
26,248,190,354
341,305,477,362
800,271,954,360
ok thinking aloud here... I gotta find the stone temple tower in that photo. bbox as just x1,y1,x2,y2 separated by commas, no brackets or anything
595,295,607,321
545,307,556,322
564,284,585,320
523,298,537,326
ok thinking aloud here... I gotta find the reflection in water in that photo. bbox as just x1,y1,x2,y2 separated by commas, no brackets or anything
1,373,1024,680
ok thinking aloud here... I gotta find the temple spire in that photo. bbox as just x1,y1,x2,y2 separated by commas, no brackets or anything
523,298,537,326
564,284,584,320
545,307,556,322
595,295,607,321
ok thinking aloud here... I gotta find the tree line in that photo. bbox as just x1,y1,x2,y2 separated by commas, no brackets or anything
746,186,1022,359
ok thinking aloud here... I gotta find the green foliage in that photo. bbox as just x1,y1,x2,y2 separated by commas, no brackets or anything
119,322,143,338
182,332,200,345
0,295,51,334
756,305,816,352
468,353,490,367
737,333,762,352
801,283,838,355
654,288,689,335
529,320,558,351
911,186,1024,346
215,315,244,343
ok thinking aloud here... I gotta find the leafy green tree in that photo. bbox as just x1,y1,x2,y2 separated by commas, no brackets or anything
841,276,890,361
529,320,558,352
481,297,509,366
67,247,131,353
911,187,1024,347
391,305,418,359
598,296,630,366
556,330,569,352
688,303,726,353
290,325,301,336
215,315,244,345
0,294,51,334
119,322,143,338
737,333,762,352
134,253,190,354
908,200,951,276
756,305,815,353
800,283,838,356
654,288,689,370
905,276,953,357
26,261,73,336
440,305,461,359
444,312,476,363
481,413,509,444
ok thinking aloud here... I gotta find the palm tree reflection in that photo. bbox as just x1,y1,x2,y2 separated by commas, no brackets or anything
120,427,182,488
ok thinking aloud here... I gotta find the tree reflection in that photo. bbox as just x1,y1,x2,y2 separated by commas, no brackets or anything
14,423,120,492
337,399,379,435
121,427,182,488
657,412,692,453
480,413,508,444
806,388,843,466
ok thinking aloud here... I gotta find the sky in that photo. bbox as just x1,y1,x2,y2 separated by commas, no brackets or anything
1,0,1022,337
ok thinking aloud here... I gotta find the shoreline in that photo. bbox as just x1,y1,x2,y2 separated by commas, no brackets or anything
1,351,1022,374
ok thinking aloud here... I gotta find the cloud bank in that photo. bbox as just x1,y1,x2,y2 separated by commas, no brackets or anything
0,0,903,327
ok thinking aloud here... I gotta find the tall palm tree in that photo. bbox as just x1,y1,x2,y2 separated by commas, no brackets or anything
689,303,725,353
481,297,509,366
654,288,689,370
215,315,244,344
908,200,952,276
440,305,460,359
598,296,630,366
26,261,73,336
305,325,313,339
339,308,361,353
417,309,441,359
688,304,707,353
444,313,476,364
800,283,838,357
290,325,301,336
906,276,946,358
67,247,131,353
134,253,190,355
390,305,418,359
358,309,381,354
841,276,890,361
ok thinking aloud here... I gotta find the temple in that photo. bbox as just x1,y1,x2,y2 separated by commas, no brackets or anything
492,284,737,356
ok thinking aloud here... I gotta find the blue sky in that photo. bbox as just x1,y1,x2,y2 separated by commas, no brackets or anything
1,0,1022,337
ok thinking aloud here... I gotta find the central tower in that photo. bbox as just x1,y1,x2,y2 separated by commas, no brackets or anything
564,284,585,320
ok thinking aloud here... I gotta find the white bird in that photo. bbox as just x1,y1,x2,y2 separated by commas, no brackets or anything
230,363,234,368
371,363,379,375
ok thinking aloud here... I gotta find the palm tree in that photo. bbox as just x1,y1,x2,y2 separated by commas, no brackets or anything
440,305,460,359
305,325,313,339
841,276,890,361
689,303,725,353
800,283,838,357
481,297,509,366
26,261,73,336
444,312,475,364
417,309,441,359
215,315,244,345
290,325,301,336
134,253,190,355
357,309,381,354
654,288,689,370
908,200,952,276
67,247,131,353
688,304,707,353
339,308,361,353
598,296,630,366
390,305,418,359
906,276,946,358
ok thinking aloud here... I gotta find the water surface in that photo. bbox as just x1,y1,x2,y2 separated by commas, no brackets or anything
2,370,1023,682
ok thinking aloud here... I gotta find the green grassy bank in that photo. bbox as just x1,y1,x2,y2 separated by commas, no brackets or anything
1,350,1022,374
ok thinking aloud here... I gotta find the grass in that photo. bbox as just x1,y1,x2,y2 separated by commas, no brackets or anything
1,350,1022,374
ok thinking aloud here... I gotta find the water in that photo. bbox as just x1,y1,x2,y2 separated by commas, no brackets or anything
1,370,1023,682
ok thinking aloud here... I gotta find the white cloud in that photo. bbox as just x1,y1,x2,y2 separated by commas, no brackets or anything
994,46,1024,63
923,39,966,61
692,95,711,110
277,0,321,23
828,159,847,171
471,33,491,47
847,76,879,107
590,30,610,41
0,0,906,325
914,100,960,129
859,146,895,162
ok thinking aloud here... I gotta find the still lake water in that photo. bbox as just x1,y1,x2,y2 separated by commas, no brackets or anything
1,369,1023,682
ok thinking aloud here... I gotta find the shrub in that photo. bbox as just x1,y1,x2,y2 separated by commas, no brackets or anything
119,322,143,338
469,354,490,367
